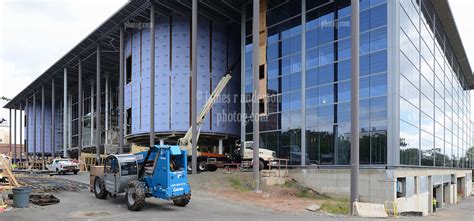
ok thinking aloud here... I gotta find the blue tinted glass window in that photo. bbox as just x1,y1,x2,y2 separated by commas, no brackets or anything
360,76,370,99
318,105,334,125
370,28,387,52
370,4,387,29
337,59,351,80
370,96,387,121
319,64,334,85
370,73,387,97
370,50,387,74
306,48,319,68
306,28,318,49
306,68,318,88
337,80,351,102
306,87,318,108
267,43,279,61
319,84,334,105
290,91,302,110
337,38,350,60
337,102,351,123
267,60,279,79
360,99,370,121
319,43,334,65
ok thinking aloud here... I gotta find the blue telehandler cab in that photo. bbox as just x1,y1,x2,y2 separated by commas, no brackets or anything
93,145,191,211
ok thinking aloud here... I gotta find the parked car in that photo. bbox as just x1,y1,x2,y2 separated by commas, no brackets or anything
47,159,80,175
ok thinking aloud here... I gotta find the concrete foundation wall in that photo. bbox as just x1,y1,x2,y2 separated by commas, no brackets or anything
395,192,429,215
289,167,472,215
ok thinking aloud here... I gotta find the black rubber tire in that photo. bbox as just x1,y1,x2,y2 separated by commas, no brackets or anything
259,159,265,171
94,177,108,199
126,180,146,211
173,196,190,207
197,161,207,172
74,170,78,175
56,168,60,175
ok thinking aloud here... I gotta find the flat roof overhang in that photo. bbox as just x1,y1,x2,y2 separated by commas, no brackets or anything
3,0,243,110
432,0,474,90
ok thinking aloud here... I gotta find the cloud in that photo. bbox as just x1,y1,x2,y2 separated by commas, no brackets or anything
0,0,127,143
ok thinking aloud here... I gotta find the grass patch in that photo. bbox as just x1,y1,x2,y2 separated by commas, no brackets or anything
229,178,252,192
320,201,350,215
283,180,329,200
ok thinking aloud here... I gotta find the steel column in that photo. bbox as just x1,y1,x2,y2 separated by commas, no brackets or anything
25,99,29,161
105,75,109,146
51,78,55,158
150,3,156,149
240,3,246,156
13,108,16,163
8,109,11,156
19,103,22,162
33,92,37,160
119,27,125,153
78,59,83,159
96,45,101,164
63,68,68,158
350,0,360,214
41,85,45,169
252,0,260,192
300,0,306,167
191,0,198,175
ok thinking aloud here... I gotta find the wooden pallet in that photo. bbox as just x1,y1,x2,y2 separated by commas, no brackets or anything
79,153,107,172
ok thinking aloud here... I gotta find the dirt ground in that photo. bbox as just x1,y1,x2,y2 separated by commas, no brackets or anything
189,170,348,215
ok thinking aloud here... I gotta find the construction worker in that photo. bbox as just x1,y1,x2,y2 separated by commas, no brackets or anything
432,198,437,212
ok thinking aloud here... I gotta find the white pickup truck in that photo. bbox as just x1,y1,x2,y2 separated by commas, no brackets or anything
47,159,80,175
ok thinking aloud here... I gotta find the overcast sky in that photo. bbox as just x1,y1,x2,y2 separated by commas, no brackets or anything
0,0,473,143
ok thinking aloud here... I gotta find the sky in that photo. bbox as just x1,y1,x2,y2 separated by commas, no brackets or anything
0,0,473,144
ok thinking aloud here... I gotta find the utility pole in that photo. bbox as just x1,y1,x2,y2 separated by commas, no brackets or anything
350,0,360,215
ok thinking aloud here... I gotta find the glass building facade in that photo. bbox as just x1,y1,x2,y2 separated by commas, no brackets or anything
399,0,472,168
242,0,473,168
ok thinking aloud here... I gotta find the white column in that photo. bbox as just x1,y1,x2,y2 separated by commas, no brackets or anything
105,75,109,145
160,139,164,146
218,139,223,154
63,68,68,158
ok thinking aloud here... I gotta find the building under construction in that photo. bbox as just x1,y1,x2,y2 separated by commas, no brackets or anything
2,0,473,215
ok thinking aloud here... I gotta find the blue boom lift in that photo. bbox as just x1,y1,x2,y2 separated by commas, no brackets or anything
93,145,191,211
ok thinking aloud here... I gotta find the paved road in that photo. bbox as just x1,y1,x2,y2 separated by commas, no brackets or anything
2,172,472,221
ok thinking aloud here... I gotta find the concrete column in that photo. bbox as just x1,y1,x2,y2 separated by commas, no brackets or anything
191,0,198,174
119,27,125,153
251,0,260,192
96,44,101,163
78,60,83,159
41,85,45,169
51,78,55,158
218,139,223,154
350,0,360,213
240,2,246,156
159,139,164,146
428,176,433,213
13,108,17,163
63,68,68,158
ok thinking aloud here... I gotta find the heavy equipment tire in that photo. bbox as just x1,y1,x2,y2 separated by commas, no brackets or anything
198,161,207,171
173,196,190,207
259,159,265,171
126,180,146,211
94,177,108,199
